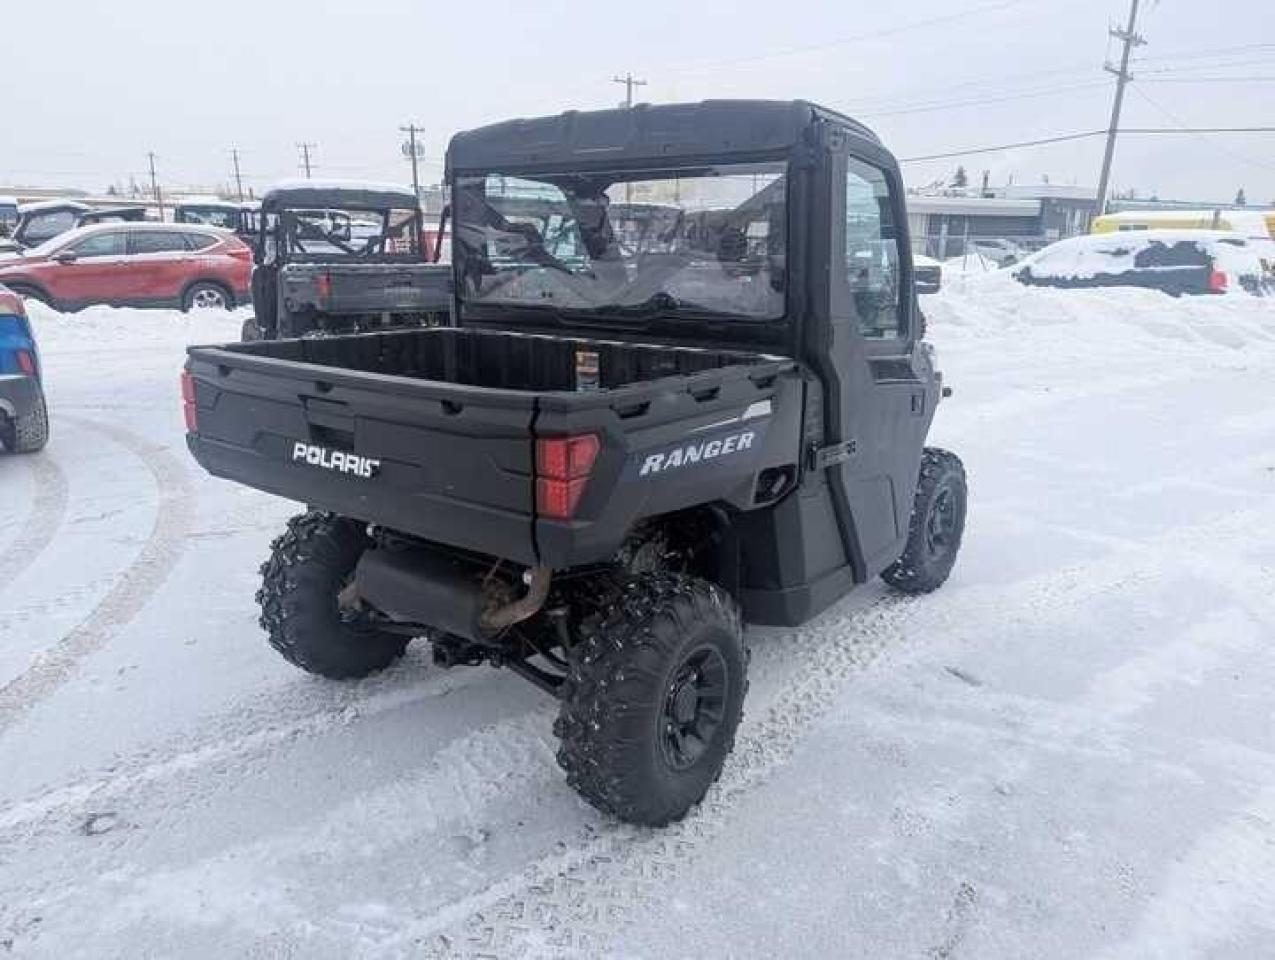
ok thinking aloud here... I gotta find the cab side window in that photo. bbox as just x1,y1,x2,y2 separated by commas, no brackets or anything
844,159,902,340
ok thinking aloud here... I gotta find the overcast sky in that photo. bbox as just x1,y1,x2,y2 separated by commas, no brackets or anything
3,0,1272,202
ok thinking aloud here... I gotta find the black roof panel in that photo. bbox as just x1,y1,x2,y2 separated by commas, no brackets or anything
446,99,880,173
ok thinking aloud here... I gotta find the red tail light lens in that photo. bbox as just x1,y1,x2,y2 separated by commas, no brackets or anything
536,434,600,519
1209,269,1228,293
181,370,198,432
316,272,333,304
15,349,35,376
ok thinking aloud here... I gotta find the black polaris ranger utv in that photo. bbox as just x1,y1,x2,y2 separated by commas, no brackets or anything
184,101,967,826
244,180,450,342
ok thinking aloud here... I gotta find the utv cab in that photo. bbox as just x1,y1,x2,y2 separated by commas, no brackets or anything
174,198,241,230
185,101,967,826
177,198,260,254
245,180,449,341
7,201,148,251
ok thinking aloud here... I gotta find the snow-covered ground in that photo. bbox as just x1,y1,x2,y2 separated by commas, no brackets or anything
1,282,1274,958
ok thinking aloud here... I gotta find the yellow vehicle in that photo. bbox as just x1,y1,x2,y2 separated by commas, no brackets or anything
1092,209,1275,239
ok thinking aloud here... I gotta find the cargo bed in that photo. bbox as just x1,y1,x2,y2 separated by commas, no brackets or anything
185,327,800,567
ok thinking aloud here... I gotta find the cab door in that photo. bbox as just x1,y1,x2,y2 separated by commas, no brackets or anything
824,146,938,577
46,230,131,306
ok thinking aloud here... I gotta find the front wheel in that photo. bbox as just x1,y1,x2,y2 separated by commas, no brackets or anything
555,574,747,826
257,512,408,679
882,447,967,594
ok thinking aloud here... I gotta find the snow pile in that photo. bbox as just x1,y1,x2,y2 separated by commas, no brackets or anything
23,299,248,353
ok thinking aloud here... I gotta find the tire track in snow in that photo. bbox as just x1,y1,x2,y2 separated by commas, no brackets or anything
0,417,192,738
0,452,70,590
397,499,1275,958
0,660,488,833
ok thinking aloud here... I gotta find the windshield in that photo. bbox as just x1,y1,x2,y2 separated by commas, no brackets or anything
179,207,238,229
264,206,423,262
454,162,786,321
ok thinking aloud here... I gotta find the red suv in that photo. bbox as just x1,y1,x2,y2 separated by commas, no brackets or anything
0,222,251,312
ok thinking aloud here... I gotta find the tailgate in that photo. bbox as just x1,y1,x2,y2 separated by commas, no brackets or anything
185,347,539,565
282,263,450,314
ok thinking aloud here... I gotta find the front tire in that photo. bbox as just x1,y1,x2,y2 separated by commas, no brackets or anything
555,574,747,826
257,512,408,679
882,447,967,594
1,389,49,453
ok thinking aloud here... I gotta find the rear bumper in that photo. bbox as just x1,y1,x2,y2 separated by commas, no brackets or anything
0,373,39,419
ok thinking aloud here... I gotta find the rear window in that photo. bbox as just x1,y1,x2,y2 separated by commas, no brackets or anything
183,232,219,251
1133,241,1208,269
129,231,190,254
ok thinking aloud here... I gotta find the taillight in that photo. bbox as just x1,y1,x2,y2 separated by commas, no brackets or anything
316,272,332,304
535,434,600,520
15,349,35,376
181,369,198,433
1209,269,1228,293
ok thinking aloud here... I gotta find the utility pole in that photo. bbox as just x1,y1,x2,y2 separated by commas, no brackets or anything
611,74,647,205
611,72,647,108
147,151,164,219
1095,0,1146,216
297,142,316,180
230,148,245,201
399,123,423,200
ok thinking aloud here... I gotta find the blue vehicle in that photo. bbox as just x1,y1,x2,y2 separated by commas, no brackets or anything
0,284,49,453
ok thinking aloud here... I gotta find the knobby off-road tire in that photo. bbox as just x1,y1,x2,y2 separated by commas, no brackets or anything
257,512,408,679
1,391,49,453
555,573,748,826
882,447,967,594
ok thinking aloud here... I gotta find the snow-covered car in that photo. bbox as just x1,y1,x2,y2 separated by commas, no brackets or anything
913,253,942,294
1013,230,1268,297
969,237,1025,266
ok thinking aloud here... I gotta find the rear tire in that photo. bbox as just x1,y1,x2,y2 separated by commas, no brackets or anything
240,316,263,341
882,447,967,594
1,389,49,453
257,512,408,679
555,574,747,826
182,281,233,312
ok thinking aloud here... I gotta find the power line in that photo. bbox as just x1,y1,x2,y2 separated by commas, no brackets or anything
1135,41,1275,64
858,79,1109,118
649,0,1033,76
1129,85,1275,174
1142,76,1275,84
899,127,1275,163
901,131,1106,162
1095,0,1147,216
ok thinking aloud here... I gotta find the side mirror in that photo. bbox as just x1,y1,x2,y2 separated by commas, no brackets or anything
53,250,79,264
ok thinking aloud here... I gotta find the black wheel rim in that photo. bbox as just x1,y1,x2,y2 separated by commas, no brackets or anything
924,485,957,559
659,644,728,771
